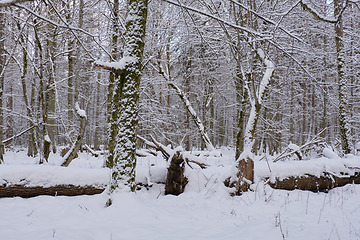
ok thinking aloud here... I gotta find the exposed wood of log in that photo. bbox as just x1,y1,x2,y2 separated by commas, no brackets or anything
165,151,188,195
235,157,254,195
0,184,105,198
268,172,360,192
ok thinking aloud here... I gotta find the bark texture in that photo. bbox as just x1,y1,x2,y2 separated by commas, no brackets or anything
165,151,188,195
0,185,105,198
269,172,360,192
0,12,5,163
235,157,254,195
61,104,87,167
107,0,148,193
334,0,350,154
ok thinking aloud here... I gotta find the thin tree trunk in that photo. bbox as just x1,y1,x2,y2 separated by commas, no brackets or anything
106,0,121,169
61,103,87,167
334,0,350,154
169,81,215,151
17,21,37,157
93,73,101,150
34,21,48,164
0,12,5,163
235,63,246,159
236,49,274,194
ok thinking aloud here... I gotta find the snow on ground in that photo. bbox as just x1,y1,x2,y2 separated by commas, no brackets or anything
0,148,360,239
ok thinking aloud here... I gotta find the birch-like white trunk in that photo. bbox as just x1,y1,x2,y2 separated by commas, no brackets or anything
242,49,275,155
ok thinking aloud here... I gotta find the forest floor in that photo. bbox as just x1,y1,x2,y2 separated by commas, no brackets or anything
0,148,359,240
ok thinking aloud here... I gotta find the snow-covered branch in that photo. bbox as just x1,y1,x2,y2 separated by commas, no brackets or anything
228,0,303,42
299,0,346,24
242,49,275,152
151,63,215,152
0,0,32,7
94,57,136,72
162,0,270,39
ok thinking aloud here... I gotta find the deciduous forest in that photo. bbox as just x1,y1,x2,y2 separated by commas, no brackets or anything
0,0,359,239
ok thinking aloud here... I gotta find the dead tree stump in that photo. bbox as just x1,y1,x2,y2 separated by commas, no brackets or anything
165,151,188,195
235,157,254,195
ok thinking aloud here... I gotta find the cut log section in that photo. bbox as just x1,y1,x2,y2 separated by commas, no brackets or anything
0,184,105,198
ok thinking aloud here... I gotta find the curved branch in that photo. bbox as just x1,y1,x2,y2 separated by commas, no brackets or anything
0,0,33,8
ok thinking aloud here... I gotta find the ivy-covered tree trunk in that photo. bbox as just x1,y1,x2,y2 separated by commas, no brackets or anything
334,0,350,154
106,0,121,169
105,0,148,195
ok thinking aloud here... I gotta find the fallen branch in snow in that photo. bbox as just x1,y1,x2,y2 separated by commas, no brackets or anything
0,184,105,198
137,135,208,169
273,140,325,162
137,135,172,160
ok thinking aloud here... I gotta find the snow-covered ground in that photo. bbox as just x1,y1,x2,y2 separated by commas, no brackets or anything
0,149,360,240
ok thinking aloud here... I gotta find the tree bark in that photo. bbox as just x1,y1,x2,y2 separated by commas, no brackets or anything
0,185,104,198
269,172,360,192
334,0,350,154
0,12,5,163
106,0,121,169
106,0,148,195
61,103,87,167
165,151,188,195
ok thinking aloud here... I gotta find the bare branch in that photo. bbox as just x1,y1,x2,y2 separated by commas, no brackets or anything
299,0,344,24
228,0,303,42
162,0,271,39
0,0,32,8
3,124,38,144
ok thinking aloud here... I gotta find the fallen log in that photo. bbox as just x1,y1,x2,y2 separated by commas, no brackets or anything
0,184,105,198
268,172,360,192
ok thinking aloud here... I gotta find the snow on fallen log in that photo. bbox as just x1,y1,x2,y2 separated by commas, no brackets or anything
0,165,110,198
0,185,105,198
257,155,360,191
267,172,360,192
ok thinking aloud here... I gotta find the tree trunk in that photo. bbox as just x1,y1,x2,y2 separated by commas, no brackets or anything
106,0,121,169
106,0,148,195
45,30,57,155
17,20,37,157
34,21,48,164
236,49,274,194
235,157,254,195
61,103,87,167
93,73,101,150
165,151,188,195
334,0,350,154
167,81,215,151
235,63,246,160
0,12,5,163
